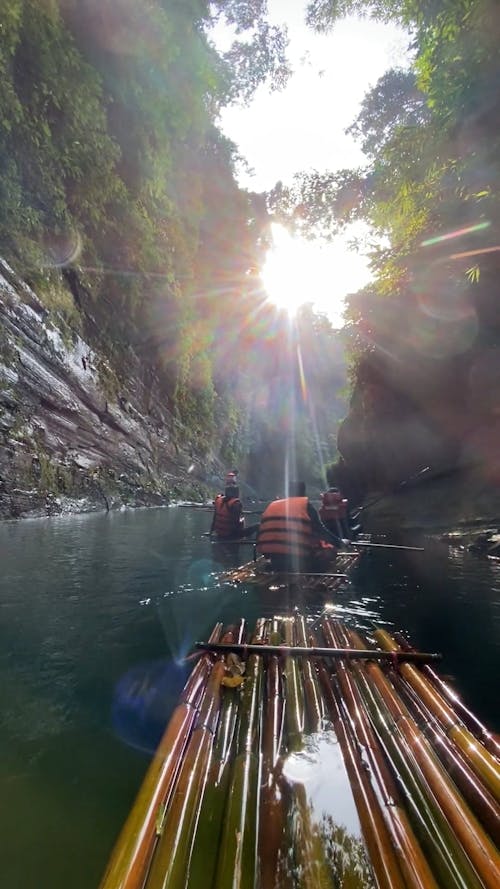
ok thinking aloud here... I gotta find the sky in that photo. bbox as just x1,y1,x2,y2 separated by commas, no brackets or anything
213,2,410,326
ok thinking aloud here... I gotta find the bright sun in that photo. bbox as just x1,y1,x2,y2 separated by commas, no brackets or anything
261,224,370,327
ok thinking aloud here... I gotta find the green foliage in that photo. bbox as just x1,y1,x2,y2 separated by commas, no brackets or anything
0,0,352,498
0,1,122,258
270,1,500,492
211,0,291,104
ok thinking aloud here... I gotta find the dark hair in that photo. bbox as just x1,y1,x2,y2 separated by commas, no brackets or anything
288,481,306,497
225,485,240,499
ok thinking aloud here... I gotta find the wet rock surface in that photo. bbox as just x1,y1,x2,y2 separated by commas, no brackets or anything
0,261,214,519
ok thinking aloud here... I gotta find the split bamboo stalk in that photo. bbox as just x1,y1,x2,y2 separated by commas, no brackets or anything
214,619,265,889
321,620,439,889
375,628,500,801
99,622,223,889
348,627,500,889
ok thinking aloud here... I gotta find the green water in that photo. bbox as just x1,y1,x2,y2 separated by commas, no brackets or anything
0,508,498,888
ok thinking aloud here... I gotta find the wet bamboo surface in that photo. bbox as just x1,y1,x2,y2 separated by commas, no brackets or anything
101,613,500,889
218,552,360,594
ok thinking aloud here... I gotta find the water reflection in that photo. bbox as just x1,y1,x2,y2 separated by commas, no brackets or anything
0,508,499,889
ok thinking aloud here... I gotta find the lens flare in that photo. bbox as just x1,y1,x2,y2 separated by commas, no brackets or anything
421,221,490,247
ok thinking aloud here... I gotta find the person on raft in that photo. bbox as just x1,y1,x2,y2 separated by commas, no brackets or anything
256,481,350,572
210,484,245,539
319,486,351,538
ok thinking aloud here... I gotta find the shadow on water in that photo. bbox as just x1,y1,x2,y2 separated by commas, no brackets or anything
0,508,499,889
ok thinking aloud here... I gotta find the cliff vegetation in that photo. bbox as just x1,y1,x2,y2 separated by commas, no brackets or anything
276,0,500,524
0,1,348,517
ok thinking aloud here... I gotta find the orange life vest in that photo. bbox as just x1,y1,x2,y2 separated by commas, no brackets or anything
319,490,348,523
213,494,244,538
256,497,316,557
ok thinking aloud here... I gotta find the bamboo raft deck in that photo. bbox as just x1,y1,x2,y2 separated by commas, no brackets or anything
218,551,360,595
100,611,500,889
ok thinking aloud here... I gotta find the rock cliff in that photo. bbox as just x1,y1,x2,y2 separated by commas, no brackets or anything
0,261,215,519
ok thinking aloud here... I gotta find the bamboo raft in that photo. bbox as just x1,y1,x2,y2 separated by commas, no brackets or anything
100,611,500,889
218,551,360,595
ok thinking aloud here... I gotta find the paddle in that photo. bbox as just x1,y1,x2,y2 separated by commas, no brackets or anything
350,541,424,552
274,572,349,579
204,536,257,545
352,466,432,515
195,641,442,664
203,536,423,552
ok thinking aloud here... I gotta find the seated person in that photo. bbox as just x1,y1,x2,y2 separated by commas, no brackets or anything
319,487,350,538
210,485,245,539
256,481,347,572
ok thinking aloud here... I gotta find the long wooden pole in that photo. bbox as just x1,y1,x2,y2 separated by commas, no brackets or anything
195,641,442,664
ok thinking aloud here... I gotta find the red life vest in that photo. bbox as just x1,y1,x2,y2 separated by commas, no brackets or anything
256,497,316,557
319,490,348,523
213,494,244,538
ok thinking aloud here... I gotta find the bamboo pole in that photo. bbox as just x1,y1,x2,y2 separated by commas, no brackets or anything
295,615,324,732
312,629,406,889
374,628,500,803
321,620,439,889
393,672,500,846
283,618,334,889
186,620,246,889
289,780,334,889
214,620,265,889
144,651,227,889
348,628,500,889
259,622,289,889
262,622,284,771
99,622,223,889
196,641,442,664
336,628,484,889
393,632,500,758
282,618,305,751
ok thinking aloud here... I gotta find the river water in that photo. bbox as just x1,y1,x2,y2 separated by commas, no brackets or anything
1,507,499,888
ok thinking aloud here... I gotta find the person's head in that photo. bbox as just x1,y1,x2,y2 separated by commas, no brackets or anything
225,485,239,499
288,481,306,497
